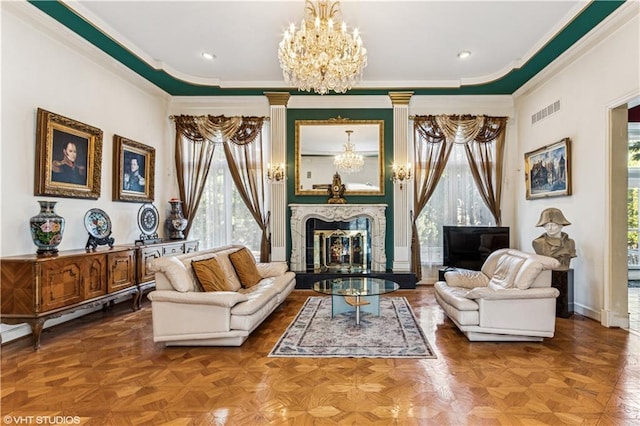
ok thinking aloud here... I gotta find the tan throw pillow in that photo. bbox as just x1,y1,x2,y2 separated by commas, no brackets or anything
191,257,232,292
229,248,262,288
444,268,489,289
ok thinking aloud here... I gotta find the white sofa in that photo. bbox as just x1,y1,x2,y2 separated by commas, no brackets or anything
147,245,295,346
435,248,561,342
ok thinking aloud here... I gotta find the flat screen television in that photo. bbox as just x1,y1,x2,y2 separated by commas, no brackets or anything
443,226,510,270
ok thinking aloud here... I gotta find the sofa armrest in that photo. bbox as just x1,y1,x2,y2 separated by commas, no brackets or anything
465,287,560,300
148,290,248,307
445,269,490,289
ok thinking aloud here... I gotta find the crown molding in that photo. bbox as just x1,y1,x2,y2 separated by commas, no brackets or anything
514,1,639,99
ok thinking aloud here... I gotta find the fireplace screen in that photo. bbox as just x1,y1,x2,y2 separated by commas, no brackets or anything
313,229,368,272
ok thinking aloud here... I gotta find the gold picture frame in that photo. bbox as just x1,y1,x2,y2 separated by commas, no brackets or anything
113,135,155,202
524,138,571,200
35,108,103,199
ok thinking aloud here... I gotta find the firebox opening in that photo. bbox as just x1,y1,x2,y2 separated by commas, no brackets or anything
305,218,371,272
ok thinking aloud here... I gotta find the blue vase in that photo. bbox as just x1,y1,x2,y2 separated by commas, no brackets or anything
30,201,65,254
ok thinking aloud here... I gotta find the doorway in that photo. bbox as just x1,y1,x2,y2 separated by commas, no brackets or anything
628,100,640,332
606,96,639,330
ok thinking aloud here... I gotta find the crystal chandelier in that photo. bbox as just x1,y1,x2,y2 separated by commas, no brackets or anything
278,0,367,95
334,130,364,174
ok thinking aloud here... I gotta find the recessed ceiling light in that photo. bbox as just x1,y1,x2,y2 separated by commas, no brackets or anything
457,51,471,59
201,52,216,61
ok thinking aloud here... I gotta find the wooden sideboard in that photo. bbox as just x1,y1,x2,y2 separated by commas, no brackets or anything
1,247,137,349
0,240,198,349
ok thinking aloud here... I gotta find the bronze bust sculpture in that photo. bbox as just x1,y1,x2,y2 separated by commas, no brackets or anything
532,207,576,268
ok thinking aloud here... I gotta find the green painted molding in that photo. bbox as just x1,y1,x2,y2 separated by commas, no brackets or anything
286,109,395,270
28,0,625,96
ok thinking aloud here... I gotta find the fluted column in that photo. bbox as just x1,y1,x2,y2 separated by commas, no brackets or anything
389,91,413,272
264,92,290,262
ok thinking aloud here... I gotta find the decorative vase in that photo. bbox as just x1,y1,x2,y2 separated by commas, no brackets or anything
166,199,188,240
30,200,65,255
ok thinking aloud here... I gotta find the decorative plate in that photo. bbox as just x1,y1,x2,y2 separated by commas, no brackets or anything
84,208,112,239
137,203,159,236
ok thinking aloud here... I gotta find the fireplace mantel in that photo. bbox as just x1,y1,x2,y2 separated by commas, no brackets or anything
289,204,387,272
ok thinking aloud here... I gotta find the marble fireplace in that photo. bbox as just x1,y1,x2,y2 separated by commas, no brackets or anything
289,204,387,272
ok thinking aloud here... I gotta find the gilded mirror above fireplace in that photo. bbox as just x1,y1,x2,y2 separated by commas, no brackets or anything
295,118,384,195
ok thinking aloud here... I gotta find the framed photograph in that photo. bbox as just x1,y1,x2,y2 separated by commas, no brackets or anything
34,108,103,199
113,135,155,202
524,138,571,200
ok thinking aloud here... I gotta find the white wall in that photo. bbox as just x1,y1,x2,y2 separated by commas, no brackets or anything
1,3,171,342
1,3,171,257
513,6,639,321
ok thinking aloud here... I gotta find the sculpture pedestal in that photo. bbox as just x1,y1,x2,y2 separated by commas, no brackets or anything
551,268,574,318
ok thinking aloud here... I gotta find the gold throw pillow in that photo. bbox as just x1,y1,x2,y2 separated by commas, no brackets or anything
191,257,232,292
229,247,262,288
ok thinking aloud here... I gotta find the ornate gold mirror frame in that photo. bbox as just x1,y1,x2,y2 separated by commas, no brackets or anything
295,118,384,196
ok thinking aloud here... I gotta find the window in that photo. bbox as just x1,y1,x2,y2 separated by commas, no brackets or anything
416,143,495,273
189,146,262,251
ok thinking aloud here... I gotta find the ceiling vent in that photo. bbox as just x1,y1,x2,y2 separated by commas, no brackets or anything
531,100,561,125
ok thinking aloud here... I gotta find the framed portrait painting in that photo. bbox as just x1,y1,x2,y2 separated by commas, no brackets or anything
113,135,155,202
524,138,571,200
34,108,103,199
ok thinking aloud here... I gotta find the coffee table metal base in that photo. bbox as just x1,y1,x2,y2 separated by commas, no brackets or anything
332,294,380,325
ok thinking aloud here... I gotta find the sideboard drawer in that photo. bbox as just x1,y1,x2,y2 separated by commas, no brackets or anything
162,244,184,256
107,250,136,292
184,241,199,254
40,258,85,311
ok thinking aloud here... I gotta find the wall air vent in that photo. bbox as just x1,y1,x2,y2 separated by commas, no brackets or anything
531,100,561,125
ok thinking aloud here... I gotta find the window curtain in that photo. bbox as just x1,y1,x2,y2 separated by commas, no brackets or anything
172,115,269,260
411,114,508,279
411,116,454,281
221,117,271,262
464,116,508,225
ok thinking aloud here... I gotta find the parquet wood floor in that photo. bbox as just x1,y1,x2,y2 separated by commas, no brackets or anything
2,287,639,425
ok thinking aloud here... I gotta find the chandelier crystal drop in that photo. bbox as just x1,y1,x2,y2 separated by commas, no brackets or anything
278,0,367,95
334,130,364,174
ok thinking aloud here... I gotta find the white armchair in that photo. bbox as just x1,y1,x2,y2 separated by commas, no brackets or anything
434,248,561,341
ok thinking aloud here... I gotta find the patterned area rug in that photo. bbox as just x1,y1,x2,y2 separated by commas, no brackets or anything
269,297,436,358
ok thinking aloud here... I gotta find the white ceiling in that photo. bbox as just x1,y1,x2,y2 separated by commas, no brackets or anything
68,0,586,91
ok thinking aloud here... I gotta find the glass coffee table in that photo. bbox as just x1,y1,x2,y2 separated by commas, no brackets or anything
313,277,400,325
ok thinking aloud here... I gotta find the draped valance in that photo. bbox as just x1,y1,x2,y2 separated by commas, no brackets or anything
413,115,507,144
171,115,266,145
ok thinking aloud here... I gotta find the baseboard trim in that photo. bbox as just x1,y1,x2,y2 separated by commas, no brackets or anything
600,308,630,328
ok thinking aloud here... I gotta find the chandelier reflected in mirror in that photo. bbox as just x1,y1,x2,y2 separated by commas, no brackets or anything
334,130,364,174
278,0,367,95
